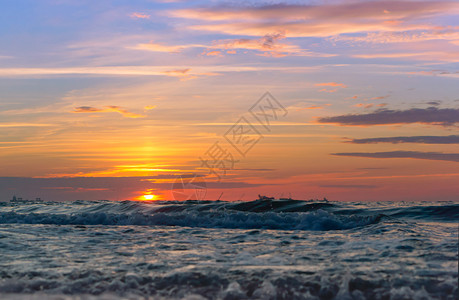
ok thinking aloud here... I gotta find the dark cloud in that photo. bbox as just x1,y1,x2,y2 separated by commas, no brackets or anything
346,135,459,144
319,184,378,189
332,151,459,162
318,107,459,126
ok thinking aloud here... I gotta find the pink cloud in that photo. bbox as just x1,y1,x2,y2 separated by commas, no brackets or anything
134,42,186,53
130,12,150,19
206,34,334,57
202,50,222,56
371,95,390,100
73,106,145,118
353,51,459,62
315,82,347,88
171,1,459,37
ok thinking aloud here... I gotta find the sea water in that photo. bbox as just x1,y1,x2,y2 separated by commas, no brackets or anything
0,199,457,299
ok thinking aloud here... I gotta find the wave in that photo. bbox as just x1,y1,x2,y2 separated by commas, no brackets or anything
0,199,457,230
0,210,383,231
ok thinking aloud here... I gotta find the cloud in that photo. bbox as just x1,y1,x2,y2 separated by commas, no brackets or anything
319,184,378,189
0,123,53,127
407,70,459,78
315,82,347,93
346,135,459,144
315,82,347,88
160,68,208,80
329,29,459,44
133,42,188,53
202,50,222,56
332,151,459,162
353,51,459,62
73,106,102,113
0,66,218,80
161,68,190,75
371,95,390,100
130,12,150,19
134,35,335,58
207,34,335,57
171,1,459,37
319,89,338,93
353,103,374,109
287,103,330,111
296,105,325,111
73,106,145,118
317,107,459,126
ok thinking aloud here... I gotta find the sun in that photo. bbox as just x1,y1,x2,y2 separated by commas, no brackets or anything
142,194,156,200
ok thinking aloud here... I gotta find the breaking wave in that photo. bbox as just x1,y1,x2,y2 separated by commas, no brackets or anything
0,199,457,230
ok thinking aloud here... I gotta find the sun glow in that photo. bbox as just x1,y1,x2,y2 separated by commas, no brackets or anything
142,194,156,200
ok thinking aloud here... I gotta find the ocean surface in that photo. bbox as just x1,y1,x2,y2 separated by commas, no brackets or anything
0,199,457,300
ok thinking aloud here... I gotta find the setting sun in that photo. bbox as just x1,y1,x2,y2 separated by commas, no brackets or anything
142,194,155,200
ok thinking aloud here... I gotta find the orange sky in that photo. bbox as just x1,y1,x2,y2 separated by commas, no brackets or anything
0,0,458,201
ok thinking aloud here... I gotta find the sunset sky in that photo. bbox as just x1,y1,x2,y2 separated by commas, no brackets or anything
0,0,458,202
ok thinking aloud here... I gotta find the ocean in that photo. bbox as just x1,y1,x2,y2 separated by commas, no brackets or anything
0,199,457,299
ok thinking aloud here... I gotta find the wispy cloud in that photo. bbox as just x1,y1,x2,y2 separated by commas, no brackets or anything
0,66,218,79
202,50,222,56
206,34,335,57
0,123,54,127
346,135,459,144
133,41,207,53
318,107,459,126
332,151,459,162
319,184,378,189
73,106,145,118
329,29,459,44
315,82,347,93
353,103,374,109
171,1,459,37
315,82,347,88
130,12,150,19
371,95,390,100
353,51,459,62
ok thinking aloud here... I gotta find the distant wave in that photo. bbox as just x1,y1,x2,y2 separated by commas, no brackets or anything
0,199,457,230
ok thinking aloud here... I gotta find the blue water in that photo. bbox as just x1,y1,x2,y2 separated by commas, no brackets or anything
0,199,457,299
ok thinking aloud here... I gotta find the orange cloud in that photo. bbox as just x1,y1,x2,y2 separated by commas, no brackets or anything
73,106,145,118
296,105,326,111
319,89,337,93
162,68,190,75
354,103,374,109
315,82,347,88
130,12,150,19
202,50,222,56
134,42,186,53
371,95,390,100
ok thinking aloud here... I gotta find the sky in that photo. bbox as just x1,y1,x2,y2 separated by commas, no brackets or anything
0,0,458,202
